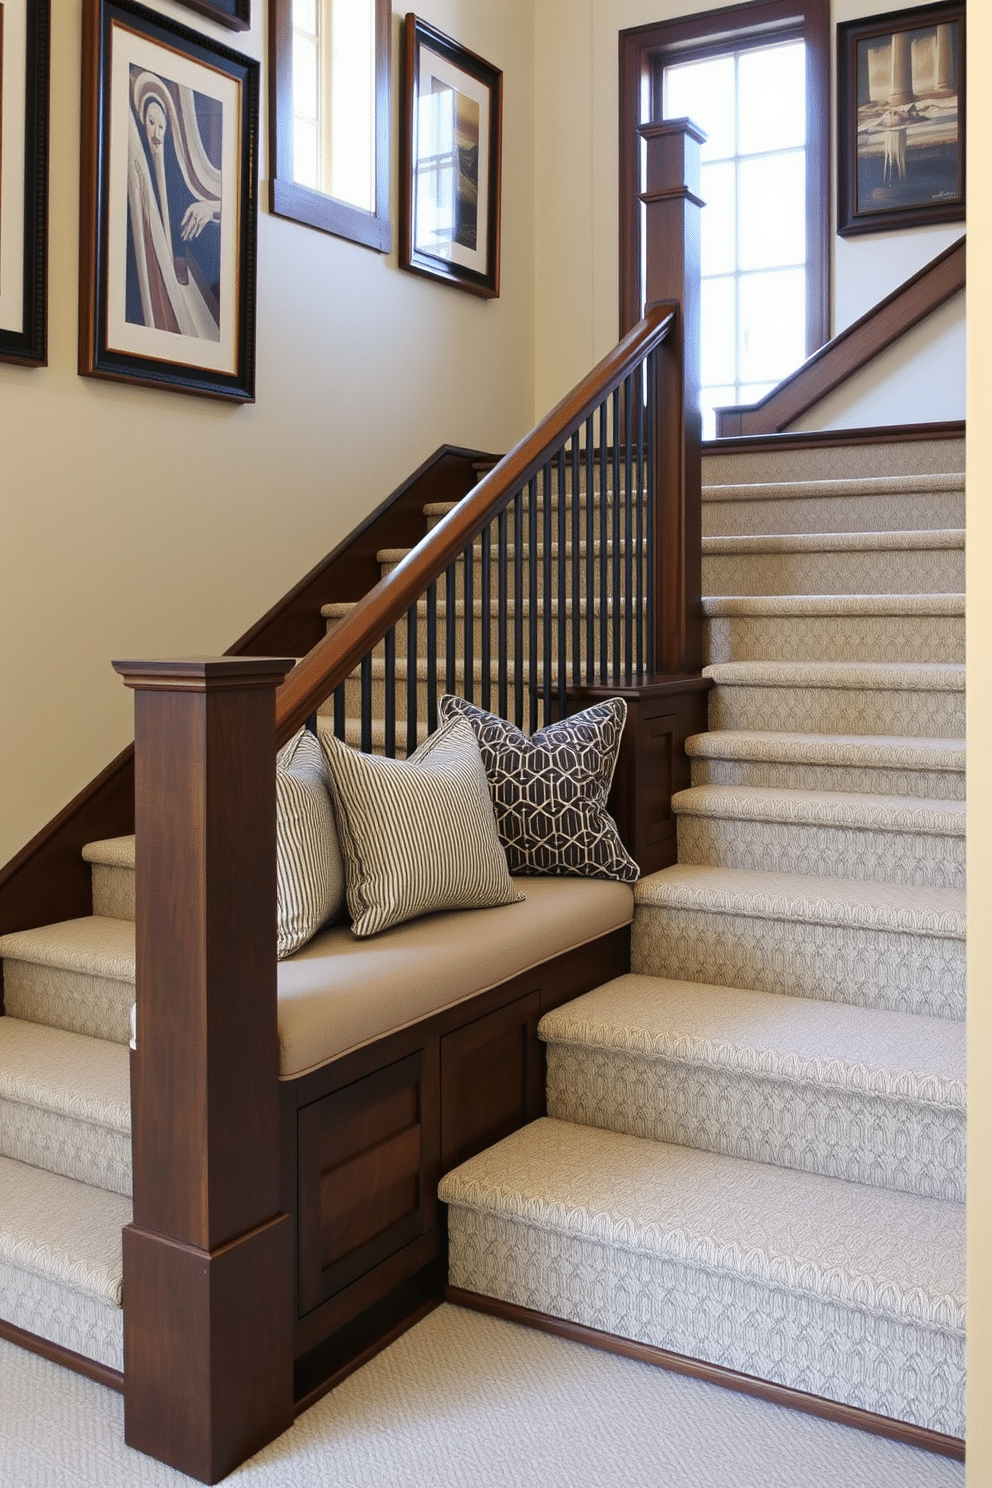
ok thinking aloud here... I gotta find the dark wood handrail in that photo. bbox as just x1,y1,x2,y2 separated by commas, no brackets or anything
275,303,677,744
715,236,965,437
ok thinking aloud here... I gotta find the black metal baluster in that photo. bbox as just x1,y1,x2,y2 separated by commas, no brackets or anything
406,600,419,756
426,580,438,735
635,362,646,677
585,413,595,684
612,390,621,680
646,352,656,675
599,395,609,682
360,652,373,754
542,462,553,729
333,682,345,742
498,506,510,720
513,491,523,727
529,476,539,732
445,563,457,697
557,445,567,721
570,433,581,686
383,627,396,757
481,520,492,711
463,535,474,704
623,371,634,680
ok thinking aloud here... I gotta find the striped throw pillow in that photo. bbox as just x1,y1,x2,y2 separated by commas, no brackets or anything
320,717,524,939
276,729,345,958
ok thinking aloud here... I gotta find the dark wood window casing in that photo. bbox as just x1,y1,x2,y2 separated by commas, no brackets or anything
268,0,392,252
619,0,830,354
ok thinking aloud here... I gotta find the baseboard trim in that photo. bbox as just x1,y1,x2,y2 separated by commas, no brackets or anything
446,1287,965,1462
0,1318,124,1393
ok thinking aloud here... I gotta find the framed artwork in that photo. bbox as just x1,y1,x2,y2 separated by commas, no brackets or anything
837,2,965,236
172,0,250,30
0,0,50,366
79,0,259,401
400,15,502,298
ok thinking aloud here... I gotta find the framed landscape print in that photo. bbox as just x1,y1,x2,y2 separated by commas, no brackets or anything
79,0,259,400
172,0,250,30
837,2,965,236
400,15,502,298
0,0,50,366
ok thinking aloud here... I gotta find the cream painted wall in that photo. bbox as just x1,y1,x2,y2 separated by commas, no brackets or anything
533,0,965,421
0,0,535,866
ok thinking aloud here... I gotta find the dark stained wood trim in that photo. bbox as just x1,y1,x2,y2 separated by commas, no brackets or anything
293,1296,442,1415
715,238,966,437
445,1289,966,1463
706,419,965,455
0,1318,124,1393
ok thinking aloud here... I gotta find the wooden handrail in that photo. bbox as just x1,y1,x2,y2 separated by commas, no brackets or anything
275,303,677,744
715,236,965,437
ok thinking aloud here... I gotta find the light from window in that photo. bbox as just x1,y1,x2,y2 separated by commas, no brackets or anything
292,0,376,212
664,40,807,437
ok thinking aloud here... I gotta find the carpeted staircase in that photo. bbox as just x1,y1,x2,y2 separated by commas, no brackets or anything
440,434,967,1443
0,432,966,1446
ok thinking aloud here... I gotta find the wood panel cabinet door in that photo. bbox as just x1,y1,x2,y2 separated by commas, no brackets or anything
440,990,543,1173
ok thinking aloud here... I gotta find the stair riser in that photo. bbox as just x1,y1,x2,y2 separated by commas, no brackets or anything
91,865,135,922
0,1261,123,1371
703,490,964,537
705,614,964,665
2,962,132,1045
545,1046,964,1201
701,438,964,486
675,816,964,890
702,547,963,596
0,1099,131,1196
445,1203,964,1437
709,682,965,738
690,756,966,800
631,906,965,1019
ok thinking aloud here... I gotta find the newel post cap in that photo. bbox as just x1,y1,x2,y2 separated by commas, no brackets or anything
112,656,296,692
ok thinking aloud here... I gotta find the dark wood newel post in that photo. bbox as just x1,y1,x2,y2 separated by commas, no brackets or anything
112,656,296,1485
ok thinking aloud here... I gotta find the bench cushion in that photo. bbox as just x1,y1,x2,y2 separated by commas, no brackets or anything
276,877,634,1078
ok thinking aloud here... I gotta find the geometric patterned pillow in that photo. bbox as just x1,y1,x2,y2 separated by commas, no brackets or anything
437,695,639,882
320,715,524,938
276,728,345,959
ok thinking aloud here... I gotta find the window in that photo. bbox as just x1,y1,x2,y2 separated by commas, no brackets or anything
619,1,829,436
270,0,391,252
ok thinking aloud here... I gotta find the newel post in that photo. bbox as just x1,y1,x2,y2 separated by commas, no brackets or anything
641,117,705,675
112,656,295,1484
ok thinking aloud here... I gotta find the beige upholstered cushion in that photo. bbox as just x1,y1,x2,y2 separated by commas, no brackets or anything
276,729,344,958
276,877,634,1077
321,717,523,938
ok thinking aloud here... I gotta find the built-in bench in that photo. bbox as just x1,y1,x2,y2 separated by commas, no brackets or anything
277,876,633,1403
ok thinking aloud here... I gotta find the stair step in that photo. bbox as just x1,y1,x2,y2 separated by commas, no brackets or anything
672,783,965,889
705,661,965,738
703,593,964,664
0,1019,131,1195
82,836,135,921
702,473,964,537
701,434,963,487
440,1117,964,1436
687,729,966,799
540,974,964,1200
631,864,964,1019
0,1153,126,1371
0,917,134,1044
702,529,964,596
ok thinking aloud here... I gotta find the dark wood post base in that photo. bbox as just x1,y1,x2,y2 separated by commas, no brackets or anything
123,1216,293,1483
567,674,712,877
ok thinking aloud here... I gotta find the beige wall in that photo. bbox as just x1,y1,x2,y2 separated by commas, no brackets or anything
533,0,965,418
0,0,536,865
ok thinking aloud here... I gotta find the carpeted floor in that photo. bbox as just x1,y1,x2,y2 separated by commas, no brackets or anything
0,1303,965,1487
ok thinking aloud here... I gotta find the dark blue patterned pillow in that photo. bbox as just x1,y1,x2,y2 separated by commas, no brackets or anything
438,696,639,882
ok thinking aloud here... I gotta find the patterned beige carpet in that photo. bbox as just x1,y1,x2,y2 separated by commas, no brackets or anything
0,1305,964,1487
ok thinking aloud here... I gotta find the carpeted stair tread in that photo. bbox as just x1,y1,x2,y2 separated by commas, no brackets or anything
80,837,135,869
0,917,135,981
702,529,964,555
634,863,964,938
705,660,964,691
686,730,965,771
0,1154,127,1304
672,783,965,836
540,975,964,1096
702,593,964,617
702,473,963,504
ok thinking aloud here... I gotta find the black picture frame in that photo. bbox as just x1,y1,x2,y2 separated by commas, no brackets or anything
79,0,259,401
400,14,502,299
172,0,250,31
0,0,50,366
837,2,965,236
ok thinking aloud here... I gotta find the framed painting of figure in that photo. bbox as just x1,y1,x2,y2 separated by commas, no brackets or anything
0,0,50,366
79,0,259,400
399,15,502,298
837,2,965,236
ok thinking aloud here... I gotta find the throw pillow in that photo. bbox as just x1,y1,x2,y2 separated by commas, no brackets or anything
437,695,639,882
320,716,524,939
276,728,345,958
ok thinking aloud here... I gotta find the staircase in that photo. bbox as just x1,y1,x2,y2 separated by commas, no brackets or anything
0,429,967,1452
439,432,967,1446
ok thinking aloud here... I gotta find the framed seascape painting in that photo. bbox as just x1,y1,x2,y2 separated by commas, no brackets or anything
79,0,259,400
0,0,50,366
837,2,965,236
400,14,502,298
